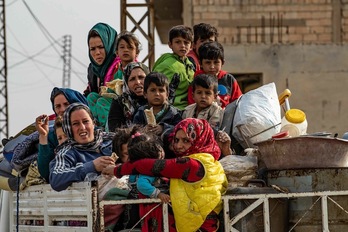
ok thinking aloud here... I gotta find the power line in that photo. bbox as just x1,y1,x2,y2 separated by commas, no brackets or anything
21,0,62,56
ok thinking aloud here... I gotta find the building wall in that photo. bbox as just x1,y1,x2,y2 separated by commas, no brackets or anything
182,1,348,136
184,0,348,44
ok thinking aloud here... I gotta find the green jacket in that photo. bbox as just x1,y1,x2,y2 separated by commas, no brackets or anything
153,53,194,110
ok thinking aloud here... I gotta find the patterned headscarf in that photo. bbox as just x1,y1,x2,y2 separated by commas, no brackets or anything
62,103,114,151
172,118,220,160
88,22,118,81
123,62,150,93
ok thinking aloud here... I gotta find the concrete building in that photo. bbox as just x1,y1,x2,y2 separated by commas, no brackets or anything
155,0,348,135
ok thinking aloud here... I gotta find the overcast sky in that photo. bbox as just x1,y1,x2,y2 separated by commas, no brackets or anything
5,0,170,136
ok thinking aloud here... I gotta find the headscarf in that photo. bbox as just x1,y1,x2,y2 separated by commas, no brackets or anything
122,61,150,94
50,87,88,115
173,118,220,160
62,103,114,151
119,62,149,125
88,22,118,81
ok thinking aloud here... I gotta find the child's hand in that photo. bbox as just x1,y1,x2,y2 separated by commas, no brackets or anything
102,164,116,176
158,192,170,203
216,131,233,156
146,124,163,135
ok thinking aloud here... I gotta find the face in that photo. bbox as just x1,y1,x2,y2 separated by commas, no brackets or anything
70,109,95,144
56,127,67,145
89,36,106,65
168,37,192,58
54,94,70,116
144,82,168,107
201,58,223,76
117,39,137,65
194,36,215,55
127,68,146,96
119,143,129,163
173,129,192,154
193,85,217,112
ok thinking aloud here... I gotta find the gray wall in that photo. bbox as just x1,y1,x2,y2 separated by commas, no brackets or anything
223,44,348,136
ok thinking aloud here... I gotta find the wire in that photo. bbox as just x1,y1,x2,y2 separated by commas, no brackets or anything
21,0,62,56
8,41,62,69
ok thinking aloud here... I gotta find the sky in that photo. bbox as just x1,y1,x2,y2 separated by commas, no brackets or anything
5,0,171,136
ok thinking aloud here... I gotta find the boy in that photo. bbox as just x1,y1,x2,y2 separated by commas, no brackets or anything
183,74,223,130
187,23,219,72
188,41,242,108
133,72,182,136
152,25,195,110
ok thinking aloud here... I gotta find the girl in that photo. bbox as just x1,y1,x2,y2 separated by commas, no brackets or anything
127,129,170,231
103,118,228,231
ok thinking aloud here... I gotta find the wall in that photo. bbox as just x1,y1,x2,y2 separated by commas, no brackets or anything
224,44,348,135
182,0,348,136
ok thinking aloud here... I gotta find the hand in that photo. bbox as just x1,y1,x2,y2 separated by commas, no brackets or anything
102,164,116,176
216,131,233,156
145,124,163,135
35,114,49,136
158,192,170,203
93,156,116,172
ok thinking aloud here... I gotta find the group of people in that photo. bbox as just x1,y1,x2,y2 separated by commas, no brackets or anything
28,21,244,231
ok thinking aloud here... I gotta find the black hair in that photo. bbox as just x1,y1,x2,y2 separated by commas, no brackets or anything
191,74,218,94
144,72,169,93
116,30,141,55
168,25,193,43
198,41,224,63
112,127,133,157
127,127,163,162
193,23,219,43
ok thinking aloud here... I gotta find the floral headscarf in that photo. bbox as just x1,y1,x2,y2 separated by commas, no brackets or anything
173,118,220,160
62,103,114,151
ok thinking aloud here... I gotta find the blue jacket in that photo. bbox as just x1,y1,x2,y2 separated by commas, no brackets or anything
49,139,113,191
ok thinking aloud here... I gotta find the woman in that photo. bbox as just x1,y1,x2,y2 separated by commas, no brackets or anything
107,62,149,132
85,22,120,128
49,103,115,192
103,118,228,231
36,87,88,182
84,22,118,96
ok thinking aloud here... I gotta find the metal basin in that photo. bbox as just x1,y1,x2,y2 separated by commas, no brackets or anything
254,136,348,170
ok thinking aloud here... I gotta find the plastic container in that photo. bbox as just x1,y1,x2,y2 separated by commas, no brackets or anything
280,109,307,137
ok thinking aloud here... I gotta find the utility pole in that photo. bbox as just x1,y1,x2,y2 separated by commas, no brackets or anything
0,0,8,149
120,0,155,69
62,35,72,88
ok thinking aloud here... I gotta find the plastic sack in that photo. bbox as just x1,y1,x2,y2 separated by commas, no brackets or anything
219,154,258,189
233,82,281,148
97,175,130,200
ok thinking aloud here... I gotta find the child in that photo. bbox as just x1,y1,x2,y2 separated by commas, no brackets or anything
188,41,243,108
54,116,67,146
127,130,170,232
183,74,223,130
103,118,228,231
110,30,141,82
88,31,141,128
133,72,182,136
187,23,219,72
152,25,195,110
